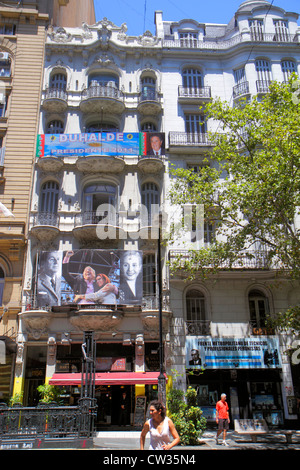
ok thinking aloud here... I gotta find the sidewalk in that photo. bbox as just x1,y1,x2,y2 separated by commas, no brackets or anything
93,429,300,450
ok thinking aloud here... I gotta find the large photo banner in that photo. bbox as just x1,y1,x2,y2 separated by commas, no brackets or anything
36,132,165,158
186,336,282,369
36,249,143,308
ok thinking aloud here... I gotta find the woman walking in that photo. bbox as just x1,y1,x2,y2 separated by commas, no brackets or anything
140,401,180,450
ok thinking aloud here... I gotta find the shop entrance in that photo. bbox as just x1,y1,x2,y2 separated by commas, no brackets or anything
95,385,133,428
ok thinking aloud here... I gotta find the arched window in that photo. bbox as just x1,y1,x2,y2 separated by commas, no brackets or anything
49,72,67,90
255,59,272,93
182,68,203,90
185,288,209,335
281,60,296,82
141,76,156,101
248,289,269,328
141,182,160,226
88,73,119,88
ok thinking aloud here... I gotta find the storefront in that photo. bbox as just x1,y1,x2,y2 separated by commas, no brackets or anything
186,336,284,427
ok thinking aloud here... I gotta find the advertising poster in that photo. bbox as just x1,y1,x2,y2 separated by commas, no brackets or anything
36,132,165,158
36,249,143,308
186,336,282,369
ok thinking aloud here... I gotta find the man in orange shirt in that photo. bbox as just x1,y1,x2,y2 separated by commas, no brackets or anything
215,393,230,446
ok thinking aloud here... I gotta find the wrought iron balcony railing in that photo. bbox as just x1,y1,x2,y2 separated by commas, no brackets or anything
169,132,213,146
44,87,68,101
74,210,119,227
178,86,211,99
185,320,211,336
233,81,250,98
32,212,59,227
81,83,124,101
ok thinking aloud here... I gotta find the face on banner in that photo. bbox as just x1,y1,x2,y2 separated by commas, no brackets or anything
36,249,143,308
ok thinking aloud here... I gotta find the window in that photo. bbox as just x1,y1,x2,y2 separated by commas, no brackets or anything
83,183,117,225
46,120,64,134
141,76,156,101
179,32,198,47
274,20,289,42
143,254,156,297
185,114,206,143
88,73,119,88
249,19,264,41
0,24,16,35
233,66,249,97
255,59,272,93
0,52,11,77
141,182,160,226
141,122,157,132
85,122,118,133
248,289,269,328
281,60,296,82
186,289,206,321
40,181,59,214
49,72,67,90
182,68,203,91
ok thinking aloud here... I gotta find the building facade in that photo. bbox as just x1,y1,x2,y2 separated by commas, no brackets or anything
16,0,300,428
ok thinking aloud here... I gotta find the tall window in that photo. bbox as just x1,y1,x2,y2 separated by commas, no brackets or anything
255,59,272,93
281,60,296,82
143,254,156,297
186,289,206,322
40,181,59,214
182,68,203,90
88,73,119,88
248,289,269,328
141,76,156,101
233,66,249,97
274,20,289,42
141,182,160,226
249,19,264,41
83,183,117,224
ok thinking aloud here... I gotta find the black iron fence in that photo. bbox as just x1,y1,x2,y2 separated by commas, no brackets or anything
0,398,97,440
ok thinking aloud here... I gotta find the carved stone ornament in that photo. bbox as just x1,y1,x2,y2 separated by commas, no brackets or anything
69,309,123,332
20,311,52,339
48,27,72,43
137,31,160,46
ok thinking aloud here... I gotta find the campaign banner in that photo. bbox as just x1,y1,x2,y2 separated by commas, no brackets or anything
36,249,143,308
186,336,281,369
36,132,165,158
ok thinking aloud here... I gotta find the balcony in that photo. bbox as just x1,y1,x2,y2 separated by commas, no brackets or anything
178,86,211,104
42,87,68,112
256,80,271,94
140,294,172,337
233,81,250,100
30,212,60,242
169,249,271,271
69,306,123,332
137,154,164,174
37,155,64,172
80,83,125,114
169,132,213,153
76,154,125,173
249,321,275,336
19,309,53,340
72,210,125,242
137,90,162,115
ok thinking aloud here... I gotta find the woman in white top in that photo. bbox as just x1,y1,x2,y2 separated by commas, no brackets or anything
140,401,180,450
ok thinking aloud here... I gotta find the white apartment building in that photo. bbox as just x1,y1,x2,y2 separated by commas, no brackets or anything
16,0,300,428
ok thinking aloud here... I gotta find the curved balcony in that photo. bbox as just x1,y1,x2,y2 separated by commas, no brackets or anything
42,87,68,112
76,155,125,173
72,210,125,242
69,307,123,332
19,310,53,340
37,156,64,172
140,295,172,337
80,83,125,114
30,212,60,242
137,90,162,115
137,154,164,174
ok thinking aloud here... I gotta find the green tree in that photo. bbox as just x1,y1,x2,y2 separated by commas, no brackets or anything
168,76,300,330
167,387,206,446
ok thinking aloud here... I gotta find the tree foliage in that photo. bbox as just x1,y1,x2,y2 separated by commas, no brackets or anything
168,76,300,281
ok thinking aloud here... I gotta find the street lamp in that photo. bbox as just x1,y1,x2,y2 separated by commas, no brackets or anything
156,210,166,405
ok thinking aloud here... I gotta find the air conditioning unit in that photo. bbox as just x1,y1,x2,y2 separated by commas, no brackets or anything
0,52,9,61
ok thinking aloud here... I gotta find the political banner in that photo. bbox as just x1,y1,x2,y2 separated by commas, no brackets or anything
36,132,165,158
36,249,143,308
186,336,282,369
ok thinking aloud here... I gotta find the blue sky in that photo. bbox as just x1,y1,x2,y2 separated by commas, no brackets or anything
94,0,300,37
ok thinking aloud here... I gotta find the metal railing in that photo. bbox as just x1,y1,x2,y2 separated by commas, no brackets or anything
74,210,120,227
81,84,124,101
169,132,213,146
139,89,161,103
32,212,59,227
0,399,97,440
178,86,211,99
256,80,271,94
233,81,250,98
44,87,68,102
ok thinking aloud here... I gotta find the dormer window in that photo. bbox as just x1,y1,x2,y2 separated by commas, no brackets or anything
274,20,289,42
249,19,264,41
179,32,198,48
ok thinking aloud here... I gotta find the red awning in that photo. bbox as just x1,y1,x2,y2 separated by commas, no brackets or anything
49,372,167,386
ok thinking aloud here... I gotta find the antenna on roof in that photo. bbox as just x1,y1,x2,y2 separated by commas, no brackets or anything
143,0,147,32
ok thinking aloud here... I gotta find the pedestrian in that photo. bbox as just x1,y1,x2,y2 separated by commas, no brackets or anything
119,391,128,426
215,393,230,446
140,400,180,450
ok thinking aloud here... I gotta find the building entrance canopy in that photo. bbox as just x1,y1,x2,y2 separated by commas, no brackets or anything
49,371,167,386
